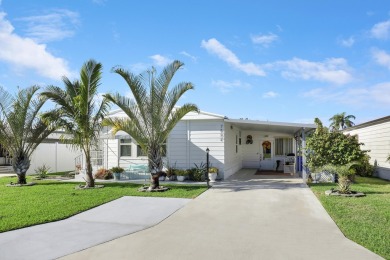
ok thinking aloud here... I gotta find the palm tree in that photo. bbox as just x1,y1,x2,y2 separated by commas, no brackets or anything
41,59,110,188
329,112,355,131
104,60,199,190
0,86,57,184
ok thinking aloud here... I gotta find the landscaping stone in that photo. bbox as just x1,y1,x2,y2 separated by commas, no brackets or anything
6,182,36,187
75,184,105,190
325,190,365,197
138,186,170,192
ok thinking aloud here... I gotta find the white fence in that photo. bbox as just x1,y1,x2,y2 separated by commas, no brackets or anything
28,142,80,174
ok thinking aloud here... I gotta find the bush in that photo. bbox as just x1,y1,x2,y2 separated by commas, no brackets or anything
306,119,368,171
193,162,207,181
352,155,375,177
94,168,113,180
34,164,51,179
175,169,187,176
110,166,124,173
320,164,356,194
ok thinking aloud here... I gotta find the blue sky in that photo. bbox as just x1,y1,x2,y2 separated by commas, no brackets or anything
0,0,390,125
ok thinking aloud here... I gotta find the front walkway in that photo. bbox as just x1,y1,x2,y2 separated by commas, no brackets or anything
61,169,382,260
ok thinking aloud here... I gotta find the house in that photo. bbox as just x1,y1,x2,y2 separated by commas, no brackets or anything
99,109,316,180
344,116,390,180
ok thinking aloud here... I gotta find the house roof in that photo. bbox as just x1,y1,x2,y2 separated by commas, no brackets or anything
107,108,225,120
343,115,390,131
225,119,316,135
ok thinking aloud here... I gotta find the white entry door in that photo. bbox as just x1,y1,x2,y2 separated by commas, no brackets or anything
259,139,274,170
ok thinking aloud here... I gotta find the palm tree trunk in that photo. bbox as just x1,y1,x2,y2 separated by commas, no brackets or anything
12,153,30,184
84,152,95,188
148,144,163,190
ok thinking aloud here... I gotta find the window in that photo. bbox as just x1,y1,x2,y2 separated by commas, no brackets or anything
137,144,167,157
120,139,132,156
275,138,293,156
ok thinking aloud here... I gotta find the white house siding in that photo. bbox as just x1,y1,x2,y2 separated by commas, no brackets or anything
223,123,242,179
28,142,79,174
168,119,225,175
344,120,390,180
167,121,189,169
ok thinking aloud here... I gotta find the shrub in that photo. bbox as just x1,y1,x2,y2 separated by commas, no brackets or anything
306,118,368,171
320,164,356,194
175,169,187,176
95,168,113,180
34,164,51,179
110,166,124,173
193,162,207,181
352,155,375,177
209,167,218,173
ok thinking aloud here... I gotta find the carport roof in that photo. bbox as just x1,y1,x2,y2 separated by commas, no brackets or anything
225,119,316,135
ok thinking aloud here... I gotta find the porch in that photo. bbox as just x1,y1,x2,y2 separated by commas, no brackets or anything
225,119,316,179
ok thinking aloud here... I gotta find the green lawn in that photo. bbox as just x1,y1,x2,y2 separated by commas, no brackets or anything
309,176,390,259
0,175,207,233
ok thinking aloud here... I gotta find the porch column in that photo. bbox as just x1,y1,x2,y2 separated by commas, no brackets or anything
301,128,307,180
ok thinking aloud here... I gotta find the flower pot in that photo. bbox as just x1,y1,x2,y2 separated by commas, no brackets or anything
113,172,121,180
177,176,185,181
208,173,217,182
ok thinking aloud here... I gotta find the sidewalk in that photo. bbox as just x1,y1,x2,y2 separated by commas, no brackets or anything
0,197,191,260
61,169,383,260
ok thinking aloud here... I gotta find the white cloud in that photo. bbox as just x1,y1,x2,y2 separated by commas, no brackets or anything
149,54,172,67
201,38,265,76
339,36,355,47
262,91,279,98
371,48,390,70
180,51,197,62
16,9,79,42
370,20,390,40
251,33,278,47
303,82,390,106
269,57,353,85
211,80,251,93
0,12,72,80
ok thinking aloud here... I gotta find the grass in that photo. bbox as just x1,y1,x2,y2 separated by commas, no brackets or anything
0,175,207,233
309,176,390,259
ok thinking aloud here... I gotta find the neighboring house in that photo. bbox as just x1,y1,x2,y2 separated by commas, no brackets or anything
100,109,316,180
344,116,390,180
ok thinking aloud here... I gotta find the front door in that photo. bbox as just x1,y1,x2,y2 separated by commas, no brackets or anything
259,139,273,170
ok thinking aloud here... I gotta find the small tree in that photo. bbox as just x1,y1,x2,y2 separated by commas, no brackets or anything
104,60,199,190
320,163,356,194
307,118,368,171
0,86,57,184
41,59,110,188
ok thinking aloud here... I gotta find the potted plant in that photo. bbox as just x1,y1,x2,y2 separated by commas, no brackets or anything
175,169,187,181
208,167,218,182
111,166,124,180
166,167,176,181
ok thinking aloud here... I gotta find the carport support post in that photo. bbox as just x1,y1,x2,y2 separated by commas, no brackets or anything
206,148,210,188
301,128,307,180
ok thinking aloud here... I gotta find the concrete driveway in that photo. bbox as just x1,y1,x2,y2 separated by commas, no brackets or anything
61,169,382,260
